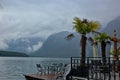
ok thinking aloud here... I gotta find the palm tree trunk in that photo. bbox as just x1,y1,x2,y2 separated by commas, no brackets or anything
101,41,106,64
114,41,118,60
93,45,98,60
80,34,87,65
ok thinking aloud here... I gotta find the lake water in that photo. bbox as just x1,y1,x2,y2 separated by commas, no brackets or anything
0,57,70,80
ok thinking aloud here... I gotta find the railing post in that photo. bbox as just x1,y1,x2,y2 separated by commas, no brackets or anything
108,57,111,80
87,57,89,80
71,57,72,69
70,57,72,80
113,59,116,80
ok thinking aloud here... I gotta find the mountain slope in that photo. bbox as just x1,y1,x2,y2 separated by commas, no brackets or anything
32,31,93,58
103,16,120,37
33,31,80,57
0,50,28,57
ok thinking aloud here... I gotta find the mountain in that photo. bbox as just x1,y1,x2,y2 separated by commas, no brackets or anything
3,16,120,57
32,31,93,58
0,50,28,57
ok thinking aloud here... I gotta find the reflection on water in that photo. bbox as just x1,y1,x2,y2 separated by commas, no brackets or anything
0,57,69,80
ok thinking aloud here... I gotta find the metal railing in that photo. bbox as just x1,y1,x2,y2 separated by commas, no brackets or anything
70,57,120,80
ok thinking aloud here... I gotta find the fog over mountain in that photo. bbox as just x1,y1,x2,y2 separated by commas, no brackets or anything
0,0,120,52
0,16,120,57
0,0,120,57
6,37,44,54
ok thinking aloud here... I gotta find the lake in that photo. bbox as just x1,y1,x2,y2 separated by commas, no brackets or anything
0,57,70,80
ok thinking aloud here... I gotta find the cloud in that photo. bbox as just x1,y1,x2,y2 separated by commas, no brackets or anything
0,39,8,50
27,41,43,52
0,0,120,51
0,0,3,9
32,42,43,51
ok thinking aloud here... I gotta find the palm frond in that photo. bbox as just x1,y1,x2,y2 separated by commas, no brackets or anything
65,33,74,40
73,17,101,35
92,31,101,35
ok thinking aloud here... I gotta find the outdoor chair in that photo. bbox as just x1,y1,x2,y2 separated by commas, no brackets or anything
36,64,43,74
57,63,64,74
36,64,46,74
47,65,58,74
56,64,70,80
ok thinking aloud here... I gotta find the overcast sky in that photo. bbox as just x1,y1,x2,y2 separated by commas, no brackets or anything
0,0,120,50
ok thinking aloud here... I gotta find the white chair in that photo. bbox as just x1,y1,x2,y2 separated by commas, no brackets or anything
36,64,47,74
57,63,64,74
36,64,43,74
56,64,71,80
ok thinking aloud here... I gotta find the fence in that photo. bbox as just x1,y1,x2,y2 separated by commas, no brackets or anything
71,57,120,80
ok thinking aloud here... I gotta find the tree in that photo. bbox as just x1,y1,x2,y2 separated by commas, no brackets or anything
94,32,111,64
110,30,120,60
66,17,100,65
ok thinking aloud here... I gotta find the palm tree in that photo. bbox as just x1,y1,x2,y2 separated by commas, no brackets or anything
94,32,111,64
67,17,100,65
